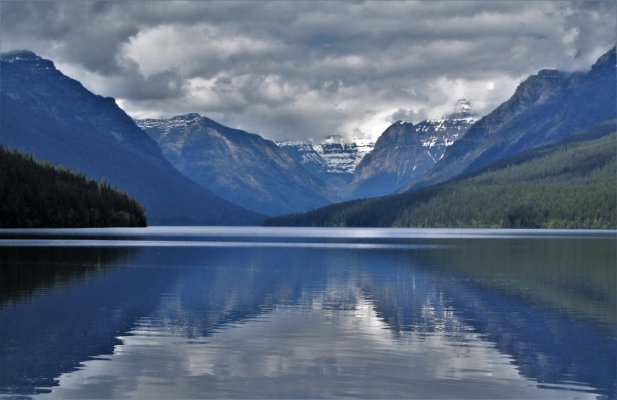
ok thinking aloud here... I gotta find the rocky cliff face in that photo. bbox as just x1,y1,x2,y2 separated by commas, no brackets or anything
344,101,477,199
0,50,262,225
137,114,336,216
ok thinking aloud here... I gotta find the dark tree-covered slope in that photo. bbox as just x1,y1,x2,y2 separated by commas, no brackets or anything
0,147,146,227
266,121,617,229
0,50,263,225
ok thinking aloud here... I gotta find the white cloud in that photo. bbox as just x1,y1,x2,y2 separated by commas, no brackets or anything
1,1,615,141
124,24,280,78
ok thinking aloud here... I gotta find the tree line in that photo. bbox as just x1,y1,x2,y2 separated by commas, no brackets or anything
0,147,146,227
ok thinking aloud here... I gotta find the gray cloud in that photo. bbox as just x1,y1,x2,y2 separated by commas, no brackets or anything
1,1,615,141
390,108,425,124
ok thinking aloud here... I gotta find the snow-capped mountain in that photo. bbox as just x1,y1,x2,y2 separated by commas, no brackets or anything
344,100,478,200
277,136,375,190
315,136,375,174
137,113,336,216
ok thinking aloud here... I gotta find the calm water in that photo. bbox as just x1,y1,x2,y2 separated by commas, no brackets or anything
0,227,615,399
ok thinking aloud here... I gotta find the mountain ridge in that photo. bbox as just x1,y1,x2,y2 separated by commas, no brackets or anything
411,46,616,190
265,47,617,228
137,113,336,216
0,50,263,225
266,120,617,228
345,102,477,199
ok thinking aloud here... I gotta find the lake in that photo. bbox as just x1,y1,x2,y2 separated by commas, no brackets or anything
0,227,615,399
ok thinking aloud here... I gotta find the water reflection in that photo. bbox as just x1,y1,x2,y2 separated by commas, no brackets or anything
0,247,138,307
0,230,614,399
0,246,167,397
361,244,617,398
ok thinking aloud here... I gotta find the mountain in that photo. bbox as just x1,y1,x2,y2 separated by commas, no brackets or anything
0,147,146,228
0,50,262,225
414,47,617,189
266,120,617,228
344,100,477,199
136,114,335,216
276,136,374,191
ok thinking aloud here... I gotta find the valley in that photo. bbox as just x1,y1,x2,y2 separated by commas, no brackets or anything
0,47,615,228
1,4,616,400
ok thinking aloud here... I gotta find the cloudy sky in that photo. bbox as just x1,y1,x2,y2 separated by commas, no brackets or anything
1,1,615,141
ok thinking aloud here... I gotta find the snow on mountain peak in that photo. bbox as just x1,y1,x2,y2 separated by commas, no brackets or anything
1,50,57,73
136,113,208,135
0,50,42,63
174,113,202,120
277,136,376,175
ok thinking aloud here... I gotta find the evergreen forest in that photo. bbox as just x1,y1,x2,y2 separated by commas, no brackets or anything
0,147,147,227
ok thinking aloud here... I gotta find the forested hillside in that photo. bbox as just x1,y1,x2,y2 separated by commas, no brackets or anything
0,147,146,227
267,122,617,229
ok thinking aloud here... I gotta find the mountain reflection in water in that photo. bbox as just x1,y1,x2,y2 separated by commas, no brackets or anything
0,228,614,399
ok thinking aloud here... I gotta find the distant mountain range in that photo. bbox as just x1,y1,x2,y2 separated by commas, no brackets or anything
276,136,374,191
1,46,614,228
267,47,617,228
138,101,477,210
137,114,335,216
0,51,262,225
267,120,617,228
277,99,476,199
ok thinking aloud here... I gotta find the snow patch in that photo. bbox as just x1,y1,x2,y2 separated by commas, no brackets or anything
277,137,375,174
